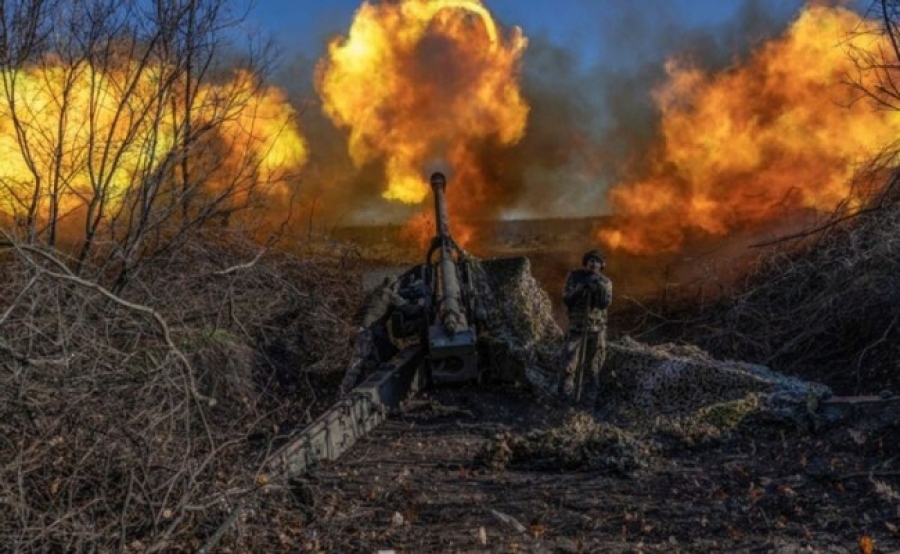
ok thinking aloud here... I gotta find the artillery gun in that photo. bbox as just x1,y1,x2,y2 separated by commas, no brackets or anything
269,172,539,477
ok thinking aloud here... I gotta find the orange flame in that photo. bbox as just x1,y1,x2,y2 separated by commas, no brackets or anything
598,5,897,255
0,62,306,228
315,0,528,243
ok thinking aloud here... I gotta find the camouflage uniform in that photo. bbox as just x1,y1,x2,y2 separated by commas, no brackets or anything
340,278,408,395
558,260,612,411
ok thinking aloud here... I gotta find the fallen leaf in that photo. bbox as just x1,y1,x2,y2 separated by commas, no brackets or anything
848,428,867,445
390,512,404,527
778,484,796,498
490,509,526,533
529,521,546,538
859,534,874,554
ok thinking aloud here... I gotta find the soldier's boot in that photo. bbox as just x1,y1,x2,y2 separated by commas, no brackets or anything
577,371,601,413
339,359,364,396
557,373,575,402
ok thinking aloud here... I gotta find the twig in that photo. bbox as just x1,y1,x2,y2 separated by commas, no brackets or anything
214,248,268,276
750,205,881,248
2,232,216,408
856,313,899,389
196,501,246,554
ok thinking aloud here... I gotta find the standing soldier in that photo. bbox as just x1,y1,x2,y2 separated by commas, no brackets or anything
558,249,613,411
340,276,408,395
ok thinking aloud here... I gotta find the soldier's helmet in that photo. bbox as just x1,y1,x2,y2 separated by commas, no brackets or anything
381,275,399,290
582,249,605,267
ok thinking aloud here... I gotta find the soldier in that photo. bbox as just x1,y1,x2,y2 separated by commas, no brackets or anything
339,276,409,395
558,249,613,411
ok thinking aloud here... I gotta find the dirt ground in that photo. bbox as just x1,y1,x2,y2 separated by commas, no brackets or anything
287,384,900,553
263,234,899,553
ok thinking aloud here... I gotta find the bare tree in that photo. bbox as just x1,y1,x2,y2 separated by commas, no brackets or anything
0,2,328,551
0,0,299,291
843,1,900,112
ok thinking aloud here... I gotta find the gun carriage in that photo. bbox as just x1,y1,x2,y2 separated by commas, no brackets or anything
270,172,528,477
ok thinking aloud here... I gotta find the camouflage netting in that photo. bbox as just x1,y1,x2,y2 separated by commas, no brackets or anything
464,256,835,462
468,256,563,379
475,412,653,474
470,331,834,469
601,337,832,423
467,254,830,426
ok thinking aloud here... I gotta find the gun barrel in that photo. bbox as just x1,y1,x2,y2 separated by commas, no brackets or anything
431,172,452,239
429,172,468,335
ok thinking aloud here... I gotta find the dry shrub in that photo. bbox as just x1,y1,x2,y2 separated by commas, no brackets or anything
184,328,258,412
474,412,653,474
625,164,900,395
0,230,369,551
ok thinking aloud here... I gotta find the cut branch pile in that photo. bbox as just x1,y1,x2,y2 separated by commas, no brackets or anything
0,231,368,551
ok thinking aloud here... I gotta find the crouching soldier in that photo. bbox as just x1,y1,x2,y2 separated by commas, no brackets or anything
558,249,613,411
339,276,408,396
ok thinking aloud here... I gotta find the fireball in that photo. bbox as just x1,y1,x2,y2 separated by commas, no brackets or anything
599,5,898,254
316,0,528,242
